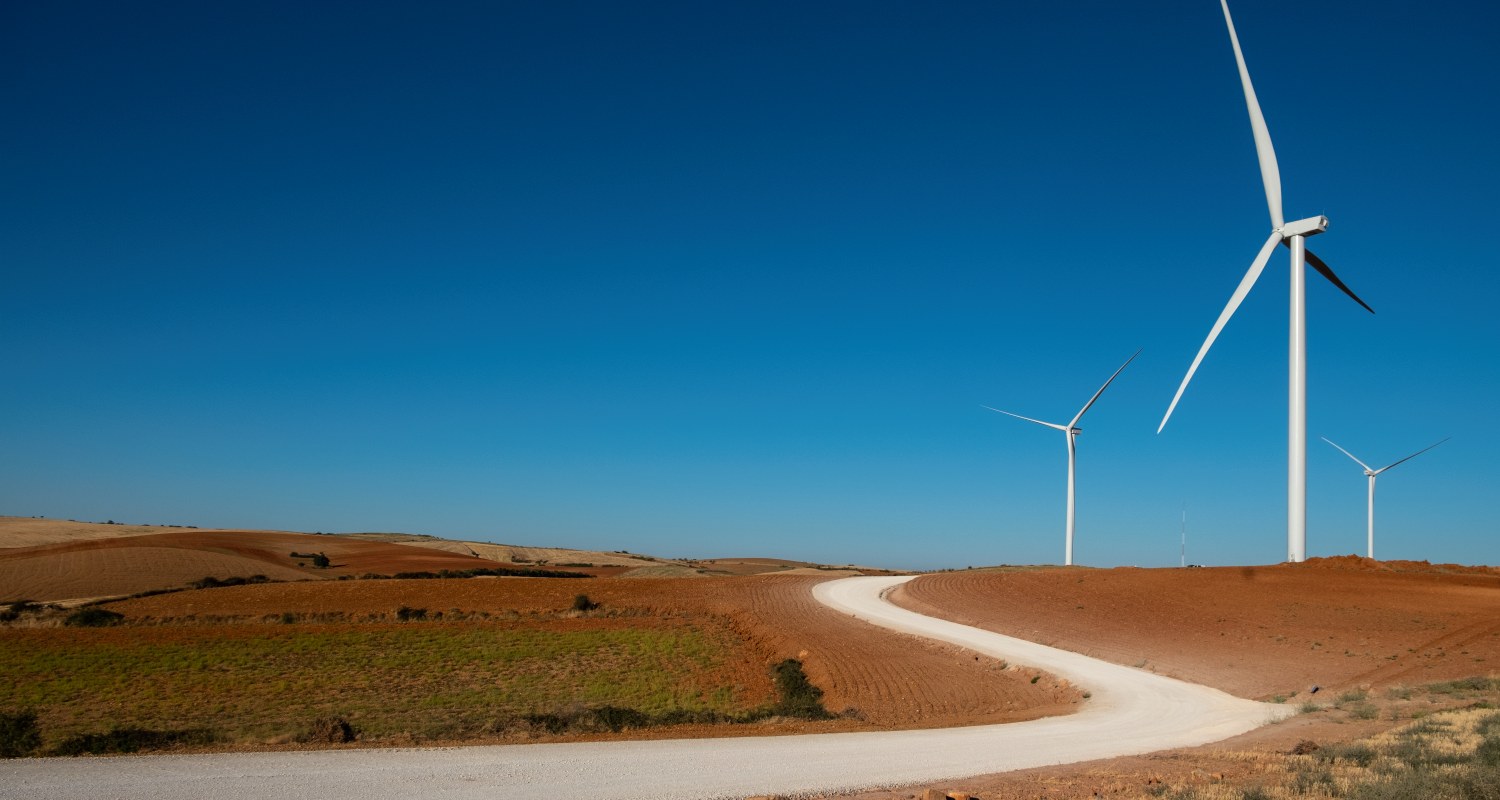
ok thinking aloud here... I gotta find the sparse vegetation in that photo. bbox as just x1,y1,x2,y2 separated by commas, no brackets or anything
191,575,270,590
63,608,123,627
1338,688,1369,704
512,658,833,735
383,566,587,580
49,727,216,755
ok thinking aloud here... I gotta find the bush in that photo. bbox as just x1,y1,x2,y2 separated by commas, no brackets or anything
770,659,832,720
572,594,599,612
64,608,123,627
302,717,355,744
190,575,269,590
395,606,427,622
0,711,41,758
50,727,215,755
590,705,650,732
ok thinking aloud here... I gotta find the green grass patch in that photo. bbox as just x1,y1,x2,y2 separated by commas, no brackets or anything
0,616,768,747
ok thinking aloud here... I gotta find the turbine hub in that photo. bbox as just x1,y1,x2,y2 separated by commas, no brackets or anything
1280,215,1329,238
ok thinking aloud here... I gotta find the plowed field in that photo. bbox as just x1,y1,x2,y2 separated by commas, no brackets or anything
106,574,1080,732
893,558,1500,701
0,530,595,602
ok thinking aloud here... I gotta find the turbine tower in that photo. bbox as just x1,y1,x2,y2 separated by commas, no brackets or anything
985,349,1139,567
1322,436,1448,560
1159,0,1374,563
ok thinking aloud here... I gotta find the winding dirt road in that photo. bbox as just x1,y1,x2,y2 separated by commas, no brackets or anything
0,576,1291,800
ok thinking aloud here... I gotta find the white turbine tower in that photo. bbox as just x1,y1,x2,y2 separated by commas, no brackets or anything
1159,0,1374,563
985,349,1139,567
1322,436,1448,560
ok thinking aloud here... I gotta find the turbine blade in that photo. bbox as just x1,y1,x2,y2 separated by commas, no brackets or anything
981,405,1068,432
1373,437,1450,475
1221,0,1283,230
1159,231,1282,433
1320,436,1372,472
1068,348,1142,429
1297,245,1375,314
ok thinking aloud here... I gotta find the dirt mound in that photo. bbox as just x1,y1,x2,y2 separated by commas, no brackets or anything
894,565,1500,700
0,530,535,602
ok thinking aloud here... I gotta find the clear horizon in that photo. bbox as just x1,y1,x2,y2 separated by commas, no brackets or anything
4,1,1497,571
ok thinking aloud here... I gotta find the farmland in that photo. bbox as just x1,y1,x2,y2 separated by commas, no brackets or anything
2,615,761,748
4,516,1498,800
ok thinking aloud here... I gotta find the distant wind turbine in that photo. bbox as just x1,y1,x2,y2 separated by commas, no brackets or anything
985,349,1139,567
1158,0,1375,563
1321,436,1449,560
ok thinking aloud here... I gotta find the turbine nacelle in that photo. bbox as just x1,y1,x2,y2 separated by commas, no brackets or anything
1279,216,1328,238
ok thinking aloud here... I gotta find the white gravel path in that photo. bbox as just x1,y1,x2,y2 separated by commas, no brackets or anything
0,575,1293,800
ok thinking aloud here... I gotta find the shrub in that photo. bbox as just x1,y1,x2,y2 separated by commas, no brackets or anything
395,606,427,622
311,553,330,569
50,727,214,755
591,705,650,732
0,711,41,758
190,575,270,590
1318,742,1378,767
770,659,832,720
302,717,355,744
64,608,123,627
572,594,598,612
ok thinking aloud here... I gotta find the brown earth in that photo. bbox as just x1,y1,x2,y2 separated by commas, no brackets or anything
104,573,1081,732
6,516,1499,794
838,559,1500,800
892,559,1500,702
341,532,669,569
0,529,606,603
0,515,212,548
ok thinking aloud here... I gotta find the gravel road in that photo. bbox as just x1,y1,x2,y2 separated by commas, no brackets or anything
0,575,1293,799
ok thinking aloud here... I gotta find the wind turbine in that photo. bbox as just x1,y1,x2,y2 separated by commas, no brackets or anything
1322,436,1448,560
985,349,1139,567
1158,0,1374,563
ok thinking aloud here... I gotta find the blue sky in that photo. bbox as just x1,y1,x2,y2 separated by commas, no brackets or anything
4,1,1497,570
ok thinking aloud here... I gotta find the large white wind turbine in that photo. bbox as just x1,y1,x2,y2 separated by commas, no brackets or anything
1322,436,1448,560
985,349,1139,567
1158,0,1374,563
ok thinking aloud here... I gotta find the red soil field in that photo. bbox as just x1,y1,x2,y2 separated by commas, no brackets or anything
894,558,1500,701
